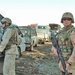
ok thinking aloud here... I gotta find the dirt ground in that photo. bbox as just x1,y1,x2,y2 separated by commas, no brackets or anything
16,42,62,75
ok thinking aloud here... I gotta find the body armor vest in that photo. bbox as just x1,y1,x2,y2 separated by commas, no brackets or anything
4,25,18,50
57,25,75,60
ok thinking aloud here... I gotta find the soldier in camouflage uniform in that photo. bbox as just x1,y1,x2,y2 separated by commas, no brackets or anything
0,17,19,75
52,12,75,75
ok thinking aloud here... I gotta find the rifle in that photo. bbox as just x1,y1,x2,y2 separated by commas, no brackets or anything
51,35,69,75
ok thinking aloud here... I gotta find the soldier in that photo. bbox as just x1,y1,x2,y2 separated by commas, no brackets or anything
0,17,19,75
52,12,75,75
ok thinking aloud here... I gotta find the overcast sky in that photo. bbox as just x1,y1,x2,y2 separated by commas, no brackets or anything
0,0,75,27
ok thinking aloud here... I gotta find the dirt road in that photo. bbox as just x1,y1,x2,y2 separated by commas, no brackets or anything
16,42,62,75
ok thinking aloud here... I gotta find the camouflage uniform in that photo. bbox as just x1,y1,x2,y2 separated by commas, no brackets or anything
57,25,74,61
0,18,19,75
57,25,75,75
67,29,75,74
52,12,75,75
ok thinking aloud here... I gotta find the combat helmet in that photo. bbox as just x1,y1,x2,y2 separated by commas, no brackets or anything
61,12,74,23
1,17,12,24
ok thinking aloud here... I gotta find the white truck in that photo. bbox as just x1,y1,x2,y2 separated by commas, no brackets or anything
35,25,51,44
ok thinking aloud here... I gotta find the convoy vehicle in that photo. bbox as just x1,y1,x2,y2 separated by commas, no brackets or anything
19,26,38,51
12,24,26,59
35,25,51,44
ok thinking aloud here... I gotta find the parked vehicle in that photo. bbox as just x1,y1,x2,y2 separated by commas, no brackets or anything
12,24,26,59
35,25,51,44
19,26,38,51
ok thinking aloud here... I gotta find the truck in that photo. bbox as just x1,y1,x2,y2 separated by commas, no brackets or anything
19,26,38,51
35,25,51,44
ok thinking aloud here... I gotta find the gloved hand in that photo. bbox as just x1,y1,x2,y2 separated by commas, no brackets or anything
52,46,58,56
59,61,69,72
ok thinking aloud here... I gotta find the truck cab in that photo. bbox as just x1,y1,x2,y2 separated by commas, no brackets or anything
35,25,51,44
